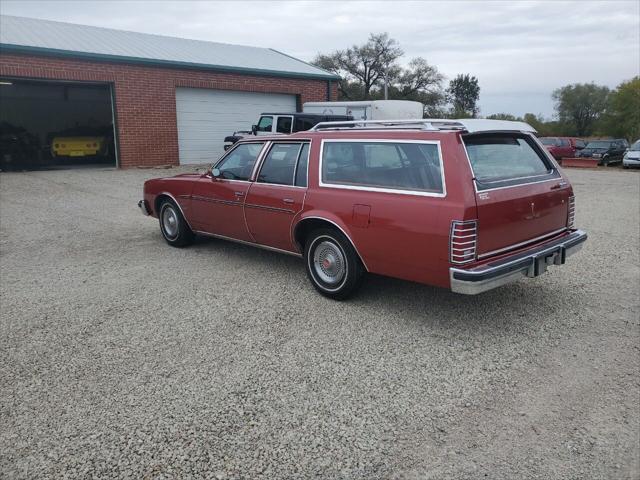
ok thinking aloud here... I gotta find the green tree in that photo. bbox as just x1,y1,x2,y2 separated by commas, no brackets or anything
598,77,640,140
371,57,446,116
312,33,403,100
521,113,568,136
447,74,480,118
552,83,610,136
312,34,446,116
486,113,521,121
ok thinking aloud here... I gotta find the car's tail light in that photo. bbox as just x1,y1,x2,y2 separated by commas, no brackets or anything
567,195,576,229
93,143,97,147
450,220,477,264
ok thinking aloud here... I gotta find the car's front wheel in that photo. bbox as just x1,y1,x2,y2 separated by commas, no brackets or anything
158,199,194,247
304,228,364,300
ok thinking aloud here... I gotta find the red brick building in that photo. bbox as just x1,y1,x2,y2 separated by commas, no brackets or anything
0,15,338,169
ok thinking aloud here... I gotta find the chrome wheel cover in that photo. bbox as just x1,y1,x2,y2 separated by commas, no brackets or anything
162,206,179,239
313,240,346,286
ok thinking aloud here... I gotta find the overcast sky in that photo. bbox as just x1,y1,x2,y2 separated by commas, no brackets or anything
2,0,638,117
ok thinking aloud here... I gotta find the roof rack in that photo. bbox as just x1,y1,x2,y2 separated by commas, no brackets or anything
309,118,538,134
310,119,467,132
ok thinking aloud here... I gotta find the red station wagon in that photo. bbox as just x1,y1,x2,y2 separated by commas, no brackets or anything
139,119,587,299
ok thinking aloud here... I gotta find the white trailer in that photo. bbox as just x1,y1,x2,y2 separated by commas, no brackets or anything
302,100,424,121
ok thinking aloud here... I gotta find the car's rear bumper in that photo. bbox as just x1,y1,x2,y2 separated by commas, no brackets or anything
138,200,151,216
450,229,587,295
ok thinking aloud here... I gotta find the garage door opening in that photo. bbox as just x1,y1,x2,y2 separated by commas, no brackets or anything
0,79,117,170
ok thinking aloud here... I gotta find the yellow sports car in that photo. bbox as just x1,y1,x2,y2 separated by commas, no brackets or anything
51,136,107,158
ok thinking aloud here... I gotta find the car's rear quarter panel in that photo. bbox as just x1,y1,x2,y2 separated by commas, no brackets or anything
301,131,476,289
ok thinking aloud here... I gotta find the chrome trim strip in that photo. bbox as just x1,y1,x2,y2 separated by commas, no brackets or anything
244,203,295,214
194,230,302,257
477,228,567,260
449,220,477,264
567,195,576,229
317,138,447,199
191,195,242,207
476,177,561,193
294,215,369,272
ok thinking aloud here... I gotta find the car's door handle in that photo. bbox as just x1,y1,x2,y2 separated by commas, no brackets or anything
234,191,245,197
283,198,294,204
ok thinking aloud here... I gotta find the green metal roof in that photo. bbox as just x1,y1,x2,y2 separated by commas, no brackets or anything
0,15,338,80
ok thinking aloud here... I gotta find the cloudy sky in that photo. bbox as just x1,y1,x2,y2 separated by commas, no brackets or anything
2,0,638,117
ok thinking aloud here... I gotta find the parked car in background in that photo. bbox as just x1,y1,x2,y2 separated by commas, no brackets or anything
539,136,585,160
576,139,629,165
139,118,586,299
0,121,40,170
223,112,352,150
50,126,112,159
303,100,424,120
623,139,640,168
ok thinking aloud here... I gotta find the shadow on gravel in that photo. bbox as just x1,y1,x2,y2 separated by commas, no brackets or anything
189,234,570,334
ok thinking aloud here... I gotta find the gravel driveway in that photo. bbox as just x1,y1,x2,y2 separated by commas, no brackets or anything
1,166,638,479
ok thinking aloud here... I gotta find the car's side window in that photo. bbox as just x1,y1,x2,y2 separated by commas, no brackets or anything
295,143,310,187
256,116,273,133
559,138,569,147
295,117,316,131
276,116,293,134
216,143,264,181
257,143,302,185
321,141,444,194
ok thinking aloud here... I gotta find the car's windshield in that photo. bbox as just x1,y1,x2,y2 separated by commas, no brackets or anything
540,137,558,145
630,140,640,151
585,141,611,148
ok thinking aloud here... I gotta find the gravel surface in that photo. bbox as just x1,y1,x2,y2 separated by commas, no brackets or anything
1,166,638,479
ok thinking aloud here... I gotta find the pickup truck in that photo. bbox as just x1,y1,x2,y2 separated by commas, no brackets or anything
224,112,352,150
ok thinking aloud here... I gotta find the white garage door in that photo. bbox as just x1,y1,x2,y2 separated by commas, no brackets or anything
175,88,297,165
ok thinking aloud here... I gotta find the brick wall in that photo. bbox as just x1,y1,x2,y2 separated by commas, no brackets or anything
0,53,336,167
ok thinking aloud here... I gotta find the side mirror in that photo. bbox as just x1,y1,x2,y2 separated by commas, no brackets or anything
251,124,257,135
211,168,221,178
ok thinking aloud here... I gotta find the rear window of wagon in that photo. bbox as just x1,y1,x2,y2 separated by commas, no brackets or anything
320,140,444,195
464,134,555,189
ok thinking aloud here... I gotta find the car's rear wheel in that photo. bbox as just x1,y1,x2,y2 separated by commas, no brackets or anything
304,228,364,300
158,199,194,247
